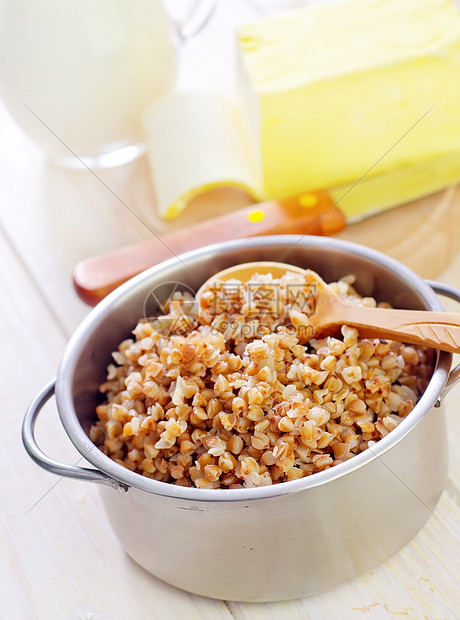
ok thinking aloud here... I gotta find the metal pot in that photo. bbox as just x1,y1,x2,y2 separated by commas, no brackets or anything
23,236,460,602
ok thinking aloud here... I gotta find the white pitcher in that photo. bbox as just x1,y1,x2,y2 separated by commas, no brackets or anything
0,0,215,167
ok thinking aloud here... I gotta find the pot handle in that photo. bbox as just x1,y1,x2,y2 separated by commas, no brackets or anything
22,379,128,492
426,280,460,399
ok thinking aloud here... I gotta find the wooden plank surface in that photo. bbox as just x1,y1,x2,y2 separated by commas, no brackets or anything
2,0,460,615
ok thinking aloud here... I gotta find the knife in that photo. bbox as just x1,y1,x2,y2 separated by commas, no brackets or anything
73,190,345,306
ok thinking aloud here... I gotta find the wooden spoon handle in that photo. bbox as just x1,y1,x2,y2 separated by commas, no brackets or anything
73,191,345,306
336,306,460,353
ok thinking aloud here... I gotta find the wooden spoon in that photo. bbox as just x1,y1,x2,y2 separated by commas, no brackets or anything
197,261,460,353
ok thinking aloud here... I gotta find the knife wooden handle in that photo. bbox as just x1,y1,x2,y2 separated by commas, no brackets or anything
73,190,345,306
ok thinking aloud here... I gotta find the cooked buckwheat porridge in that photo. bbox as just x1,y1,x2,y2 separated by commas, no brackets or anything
89,269,434,489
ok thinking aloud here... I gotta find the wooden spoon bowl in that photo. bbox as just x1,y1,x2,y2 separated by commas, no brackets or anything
197,261,460,353
195,261,305,299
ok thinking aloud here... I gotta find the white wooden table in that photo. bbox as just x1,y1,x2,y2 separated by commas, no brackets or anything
2,3,460,617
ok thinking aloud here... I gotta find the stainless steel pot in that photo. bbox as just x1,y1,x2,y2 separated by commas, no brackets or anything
23,236,460,602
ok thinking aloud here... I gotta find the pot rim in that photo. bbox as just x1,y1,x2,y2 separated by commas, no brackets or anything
56,235,450,501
